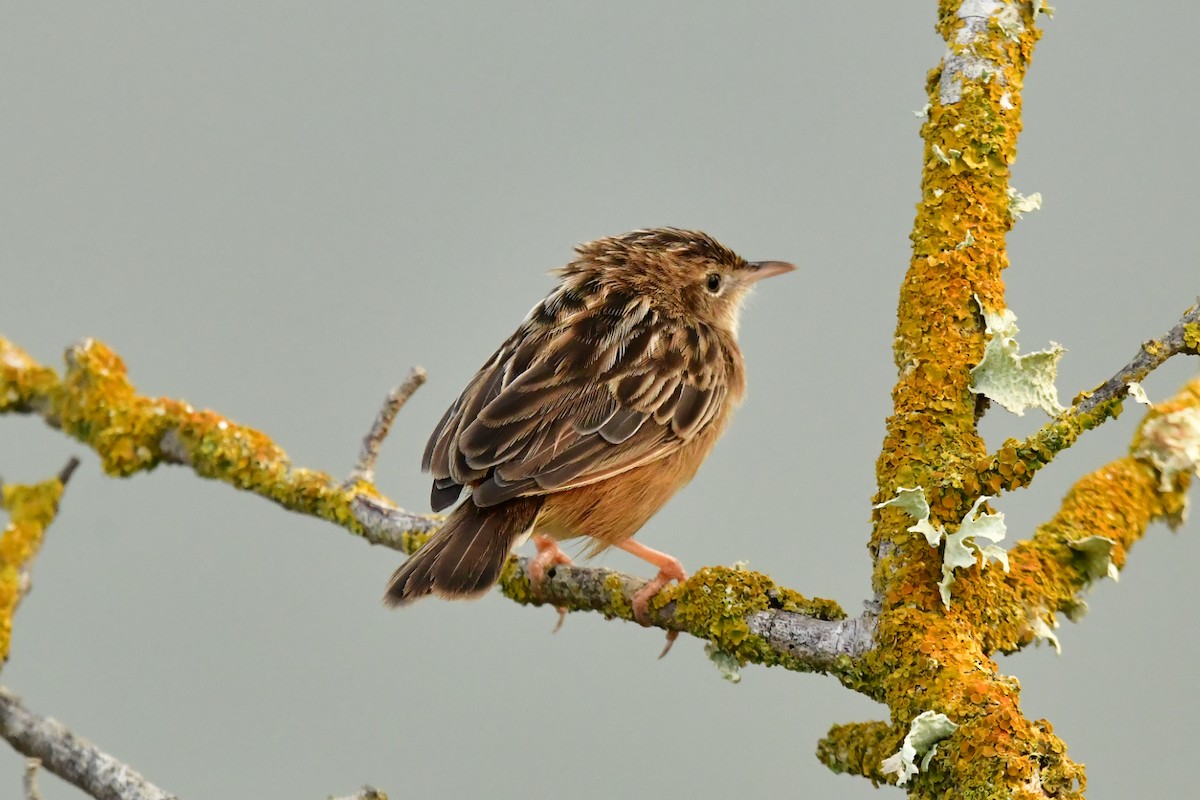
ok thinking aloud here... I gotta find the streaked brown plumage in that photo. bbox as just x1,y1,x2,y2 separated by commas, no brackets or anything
384,228,794,621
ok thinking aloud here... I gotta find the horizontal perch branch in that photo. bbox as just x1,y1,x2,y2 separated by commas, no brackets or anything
354,496,867,674
2,336,863,674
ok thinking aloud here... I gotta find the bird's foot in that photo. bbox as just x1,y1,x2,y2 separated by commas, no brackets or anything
529,534,573,631
630,560,688,624
620,544,687,658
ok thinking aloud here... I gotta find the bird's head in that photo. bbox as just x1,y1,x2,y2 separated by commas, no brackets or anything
559,228,794,333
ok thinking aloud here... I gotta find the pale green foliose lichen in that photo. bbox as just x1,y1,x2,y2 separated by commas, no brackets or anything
876,488,1009,606
1133,407,1200,491
1067,535,1120,583
995,5,1023,39
880,710,958,786
874,487,941,544
705,642,742,684
939,495,1009,606
1127,381,1151,405
1029,612,1061,655
1007,187,1043,219
970,299,1066,417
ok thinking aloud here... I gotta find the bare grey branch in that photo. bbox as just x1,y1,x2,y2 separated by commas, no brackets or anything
1078,298,1200,415
328,787,387,800
345,367,427,488
0,686,178,800
351,495,438,551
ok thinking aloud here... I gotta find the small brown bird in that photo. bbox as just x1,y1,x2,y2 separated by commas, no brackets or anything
384,228,794,622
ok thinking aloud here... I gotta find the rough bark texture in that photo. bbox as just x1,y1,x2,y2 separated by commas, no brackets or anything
0,687,178,800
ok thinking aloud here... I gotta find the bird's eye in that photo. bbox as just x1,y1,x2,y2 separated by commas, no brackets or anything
705,273,722,293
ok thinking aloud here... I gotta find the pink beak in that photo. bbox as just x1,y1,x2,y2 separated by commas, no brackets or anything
745,260,797,282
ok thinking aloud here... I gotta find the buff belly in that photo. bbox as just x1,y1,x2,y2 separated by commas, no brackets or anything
530,426,721,555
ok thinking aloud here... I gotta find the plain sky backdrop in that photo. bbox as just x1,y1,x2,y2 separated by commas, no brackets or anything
2,3,1197,798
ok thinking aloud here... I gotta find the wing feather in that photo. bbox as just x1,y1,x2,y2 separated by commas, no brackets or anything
423,284,733,509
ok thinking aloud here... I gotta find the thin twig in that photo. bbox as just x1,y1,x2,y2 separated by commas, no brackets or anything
23,758,42,800
57,456,81,487
345,368,426,488
329,787,387,800
1078,298,1200,414
0,686,179,800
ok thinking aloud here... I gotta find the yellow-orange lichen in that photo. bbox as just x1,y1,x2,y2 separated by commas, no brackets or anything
860,4,1094,797
4,337,373,538
0,471,68,663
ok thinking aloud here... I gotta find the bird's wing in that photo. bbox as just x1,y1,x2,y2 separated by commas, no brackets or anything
423,287,730,510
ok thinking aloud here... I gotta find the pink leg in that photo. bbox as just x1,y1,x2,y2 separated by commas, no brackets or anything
615,539,687,657
529,534,574,632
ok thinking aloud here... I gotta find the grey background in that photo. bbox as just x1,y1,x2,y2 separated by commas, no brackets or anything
1,3,1196,798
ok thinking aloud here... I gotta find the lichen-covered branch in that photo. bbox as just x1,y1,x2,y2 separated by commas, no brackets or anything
860,3,1091,797
1,338,856,673
981,376,1199,654
0,681,388,800
844,4,1200,797
817,720,896,786
0,686,178,800
354,497,863,673
0,336,411,542
502,558,863,675
972,300,1200,496
0,458,79,664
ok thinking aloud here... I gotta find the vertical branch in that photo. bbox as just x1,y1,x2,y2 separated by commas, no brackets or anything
851,4,1086,797
876,1,1038,556
0,458,79,665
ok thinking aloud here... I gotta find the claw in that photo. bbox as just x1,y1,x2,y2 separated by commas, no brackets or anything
616,539,687,657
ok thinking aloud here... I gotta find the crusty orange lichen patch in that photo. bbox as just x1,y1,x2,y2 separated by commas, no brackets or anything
0,472,67,663
860,3,1091,797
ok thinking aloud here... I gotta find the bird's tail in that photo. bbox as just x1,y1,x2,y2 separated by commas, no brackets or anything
383,496,543,607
